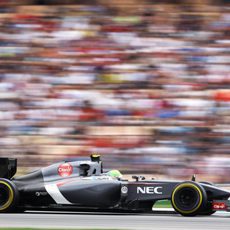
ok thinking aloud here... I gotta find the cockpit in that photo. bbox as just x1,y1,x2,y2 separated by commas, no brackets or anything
78,154,103,176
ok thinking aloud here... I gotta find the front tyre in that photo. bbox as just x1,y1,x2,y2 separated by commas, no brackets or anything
198,202,215,216
171,181,207,216
0,178,19,213
198,182,216,215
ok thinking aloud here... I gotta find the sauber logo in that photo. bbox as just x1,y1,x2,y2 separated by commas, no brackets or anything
137,186,163,194
58,163,73,177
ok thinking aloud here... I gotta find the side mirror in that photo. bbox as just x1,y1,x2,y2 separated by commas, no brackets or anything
132,175,145,181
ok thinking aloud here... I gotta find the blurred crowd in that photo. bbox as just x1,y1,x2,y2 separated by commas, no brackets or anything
0,0,229,182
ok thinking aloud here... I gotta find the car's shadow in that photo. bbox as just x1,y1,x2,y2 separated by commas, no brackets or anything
18,210,230,218
21,209,174,216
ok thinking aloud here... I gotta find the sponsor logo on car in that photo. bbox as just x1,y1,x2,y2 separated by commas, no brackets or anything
137,186,163,194
121,186,128,194
212,202,227,210
58,163,73,177
35,192,48,196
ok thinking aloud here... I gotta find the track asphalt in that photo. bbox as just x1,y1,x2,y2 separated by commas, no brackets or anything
0,210,230,230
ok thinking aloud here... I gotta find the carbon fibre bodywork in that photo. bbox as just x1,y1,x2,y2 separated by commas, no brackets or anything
1,156,230,213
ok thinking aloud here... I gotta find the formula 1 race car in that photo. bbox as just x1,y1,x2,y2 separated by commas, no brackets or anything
0,155,230,216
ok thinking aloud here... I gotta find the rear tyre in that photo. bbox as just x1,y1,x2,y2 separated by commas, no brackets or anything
171,181,207,216
0,178,19,213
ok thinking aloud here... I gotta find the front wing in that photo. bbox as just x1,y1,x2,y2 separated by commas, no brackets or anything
212,200,230,212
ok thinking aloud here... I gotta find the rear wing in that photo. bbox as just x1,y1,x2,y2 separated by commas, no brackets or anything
0,158,17,179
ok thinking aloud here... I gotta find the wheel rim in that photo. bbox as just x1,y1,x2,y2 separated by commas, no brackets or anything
0,185,10,207
0,182,14,211
173,187,201,212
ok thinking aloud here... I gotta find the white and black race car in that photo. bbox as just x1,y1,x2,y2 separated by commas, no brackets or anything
0,155,230,216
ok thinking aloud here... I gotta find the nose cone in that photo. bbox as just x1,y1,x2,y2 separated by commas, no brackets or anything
202,184,230,199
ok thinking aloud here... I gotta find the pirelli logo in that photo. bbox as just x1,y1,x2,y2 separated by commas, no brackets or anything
137,186,163,194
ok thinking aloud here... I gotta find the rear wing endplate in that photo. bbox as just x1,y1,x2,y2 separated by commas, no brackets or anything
0,158,17,179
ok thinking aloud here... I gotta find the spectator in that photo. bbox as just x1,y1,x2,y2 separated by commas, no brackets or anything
0,0,229,182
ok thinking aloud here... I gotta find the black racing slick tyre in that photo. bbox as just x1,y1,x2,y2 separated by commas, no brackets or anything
198,201,216,216
0,178,19,213
198,182,216,215
171,181,207,216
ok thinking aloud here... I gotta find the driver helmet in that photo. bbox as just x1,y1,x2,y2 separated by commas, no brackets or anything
107,169,123,179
